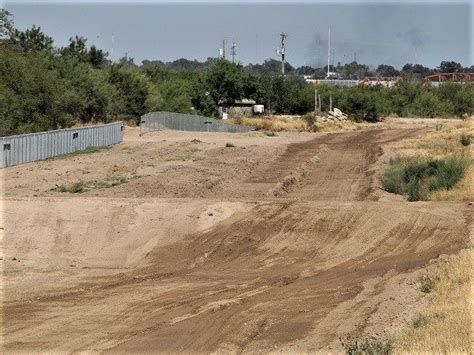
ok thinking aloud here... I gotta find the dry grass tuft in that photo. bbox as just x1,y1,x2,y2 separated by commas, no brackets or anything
312,120,369,132
230,116,309,132
391,119,473,353
230,116,372,133
391,119,473,158
394,249,472,353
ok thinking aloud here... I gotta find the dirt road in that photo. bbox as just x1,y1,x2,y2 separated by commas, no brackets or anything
1,126,470,352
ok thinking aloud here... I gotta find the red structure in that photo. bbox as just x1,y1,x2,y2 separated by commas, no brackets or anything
424,72,474,82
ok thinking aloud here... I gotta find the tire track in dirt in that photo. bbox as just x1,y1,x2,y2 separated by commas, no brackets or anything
3,127,469,353
258,128,425,201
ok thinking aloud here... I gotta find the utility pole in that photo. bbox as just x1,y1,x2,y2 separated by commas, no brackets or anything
315,89,321,117
231,39,236,63
278,32,287,75
315,89,318,117
327,28,331,78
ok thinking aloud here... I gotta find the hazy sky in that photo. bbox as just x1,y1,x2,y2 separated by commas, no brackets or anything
3,1,473,68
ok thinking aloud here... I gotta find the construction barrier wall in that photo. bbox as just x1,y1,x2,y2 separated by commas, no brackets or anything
140,111,253,135
0,122,123,168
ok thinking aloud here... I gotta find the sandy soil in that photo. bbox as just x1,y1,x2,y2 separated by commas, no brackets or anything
1,123,471,352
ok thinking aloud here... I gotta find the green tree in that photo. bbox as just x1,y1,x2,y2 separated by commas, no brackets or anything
0,48,75,135
118,55,136,67
205,60,244,109
145,79,193,114
438,61,463,73
0,9,15,41
189,77,216,117
87,45,108,68
246,58,294,76
60,36,108,68
376,64,399,77
338,62,372,79
411,91,444,117
61,35,88,61
54,57,120,121
12,25,54,54
401,63,432,79
108,65,149,120
158,79,193,113
437,82,472,117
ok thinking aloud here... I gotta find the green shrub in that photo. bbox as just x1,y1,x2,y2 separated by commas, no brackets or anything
380,162,405,194
341,336,392,355
301,112,316,125
264,130,278,137
53,176,127,193
406,178,428,201
420,275,438,293
70,181,86,193
53,181,86,193
412,314,429,328
460,134,471,146
412,91,444,117
380,156,468,201
225,142,235,148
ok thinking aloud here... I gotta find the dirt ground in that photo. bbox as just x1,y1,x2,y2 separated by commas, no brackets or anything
1,121,471,352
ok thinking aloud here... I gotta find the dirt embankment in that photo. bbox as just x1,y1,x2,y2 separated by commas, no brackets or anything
1,125,470,352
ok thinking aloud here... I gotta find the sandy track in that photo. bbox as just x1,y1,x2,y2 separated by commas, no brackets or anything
1,126,470,352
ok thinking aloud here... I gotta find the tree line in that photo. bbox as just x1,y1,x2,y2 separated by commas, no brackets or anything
0,10,473,136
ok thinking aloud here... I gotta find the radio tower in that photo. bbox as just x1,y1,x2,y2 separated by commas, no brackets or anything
222,38,226,60
279,33,287,75
327,28,331,78
231,39,236,63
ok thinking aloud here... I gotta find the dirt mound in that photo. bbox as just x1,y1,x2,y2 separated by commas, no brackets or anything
2,125,470,352
3,200,468,352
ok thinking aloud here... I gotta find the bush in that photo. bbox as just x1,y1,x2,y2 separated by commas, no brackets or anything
420,275,438,293
225,142,235,148
0,50,76,135
407,178,428,201
54,181,86,193
341,336,392,355
380,156,468,201
412,314,430,328
264,130,278,137
460,134,471,146
411,91,445,117
53,177,127,193
301,112,316,125
379,161,405,194
108,65,150,121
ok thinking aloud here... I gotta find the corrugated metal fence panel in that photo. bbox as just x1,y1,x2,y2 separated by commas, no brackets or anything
317,80,360,87
0,122,123,169
140,112,253,135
